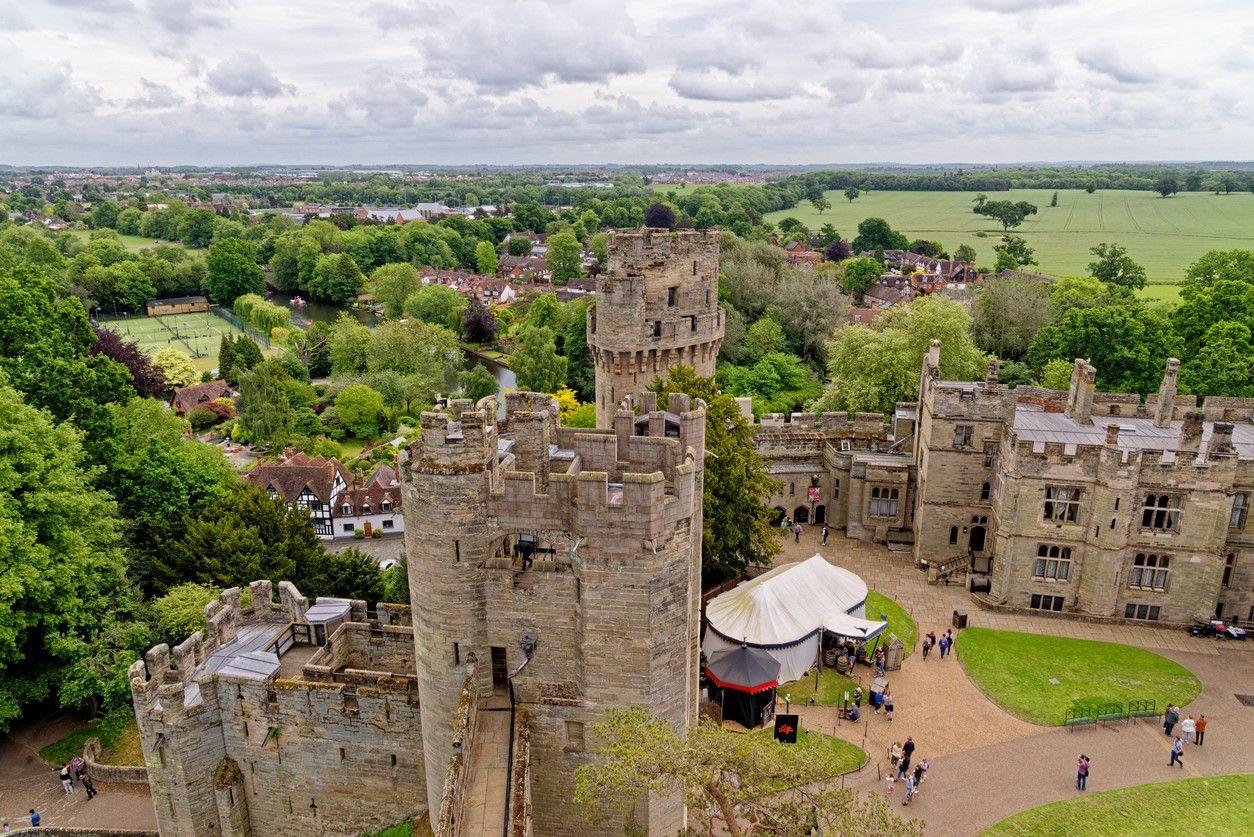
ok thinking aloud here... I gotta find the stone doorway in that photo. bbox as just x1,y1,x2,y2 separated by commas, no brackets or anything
793,506,810,524
813,504,826,524
490,646,508,691
968,525,986,553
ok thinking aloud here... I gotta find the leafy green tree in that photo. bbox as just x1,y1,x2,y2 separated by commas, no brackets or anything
653,368,778,582
1183,249,1254,289
237,362,298,449
232,335,263,376
474,240,499,275
89,200,119,230
993,235,1037,272
1171,280,1254,356
954,243,977,263
1154,173,1179,198
309,253,364,304
574,706,921,837
152,347,197,388
458,365,497,402
719,352,823,416
1028,304,1181,394
844,187,860,203
507,235,533,256
588,231,609,267
218,333,238,382
365,320,461,401
304,548,385,602
841,257,881,305
512,203,553,233
384,552,410,604
1085,183,1097,194
1179,321,1254,397
812,296,988,416
850,217,908,252
546,231,582,285
1037,358,1074,389
0,384,140,730
152,583,221,645
370,263,420,317
165,485,326,592
179,209,218,248
1050,191,1059,207
742,316,787,364
205,237,264,306
810,195,832,214
562,297,595,398
1086,243,1147,290
116,207,143,235
336,383,386,438
512,326,567,393
403,284,467,333
563,402,596,427
524,291,564,332
328,313,373,375
975,200,1037,232
972,276,1056,361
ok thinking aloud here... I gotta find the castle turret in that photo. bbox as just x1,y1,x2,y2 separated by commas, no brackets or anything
587,228,724,427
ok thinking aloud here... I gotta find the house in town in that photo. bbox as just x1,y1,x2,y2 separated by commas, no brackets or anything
170,379,233,416
333,463,405,538
242,452,351,538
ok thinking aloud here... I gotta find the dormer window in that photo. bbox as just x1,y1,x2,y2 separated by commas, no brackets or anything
381,500,392,511
342,504,352,515
361,504,371,514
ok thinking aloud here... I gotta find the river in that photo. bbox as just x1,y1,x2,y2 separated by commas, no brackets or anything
268,291,515,401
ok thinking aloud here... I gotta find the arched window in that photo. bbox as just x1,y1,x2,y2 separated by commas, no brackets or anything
949,526,959,545
1033,544,1071,580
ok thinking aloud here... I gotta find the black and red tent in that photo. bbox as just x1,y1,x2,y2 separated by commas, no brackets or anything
706,645,781,729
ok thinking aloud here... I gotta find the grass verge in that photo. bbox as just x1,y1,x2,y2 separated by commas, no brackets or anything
39,710,145,767
957,628,1201,726
983,774,1254,836
751,728,867,790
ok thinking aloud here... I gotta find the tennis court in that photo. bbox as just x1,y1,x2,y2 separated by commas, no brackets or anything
103,311,246,363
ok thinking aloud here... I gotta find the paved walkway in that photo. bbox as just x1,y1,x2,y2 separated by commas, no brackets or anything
0,714,156,833
459,708,511,835
769,528,1254,834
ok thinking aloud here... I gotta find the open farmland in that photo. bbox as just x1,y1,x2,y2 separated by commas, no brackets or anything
762,188,1254,287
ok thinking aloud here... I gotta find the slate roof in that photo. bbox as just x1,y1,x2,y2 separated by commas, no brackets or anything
1012,407,1254,459
337,464,403,514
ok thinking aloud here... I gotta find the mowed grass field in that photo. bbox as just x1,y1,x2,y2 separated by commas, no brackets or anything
65,229,186,252
760,189,1254,286
104,311,246,372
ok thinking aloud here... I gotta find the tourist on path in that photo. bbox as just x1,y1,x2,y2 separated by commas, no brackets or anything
1076,755,1089,790
890,741,903,770
3,819,10,833
1163,704,1179,736
938,634,950,660
29,810,40,827
883,689,895,720
897,753,911,780
1195,714,1207,745
793,523,802,543
82,772,97,800
59,764,74,795
821,525,830,546
1181,715,1196,745
923,631,936,659
903,773,917,806
1170,736,1185,767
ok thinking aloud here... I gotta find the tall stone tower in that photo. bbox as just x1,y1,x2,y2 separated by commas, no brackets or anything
588,228,724,427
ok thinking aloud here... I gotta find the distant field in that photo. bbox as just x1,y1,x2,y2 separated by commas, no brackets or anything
65,229,185,252
103,311,245,373
762,189,1254,283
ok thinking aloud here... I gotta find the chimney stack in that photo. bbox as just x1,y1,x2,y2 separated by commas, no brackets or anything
1105,423,1121,446
1153,358,1181,427
985,359,999,388
1177,410,1204,454
1064,358,1096,425
1209,422,1235,459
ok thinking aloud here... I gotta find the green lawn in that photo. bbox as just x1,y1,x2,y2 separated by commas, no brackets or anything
983,775,1254,836
40,711,145,767
764,189,1254,283
1136,283,1183,305
865,590,917,658
751,728,867,788
64,229,188,252
957,628,1201,726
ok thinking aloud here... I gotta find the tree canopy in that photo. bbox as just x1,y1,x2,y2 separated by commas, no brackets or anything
205,237,264,306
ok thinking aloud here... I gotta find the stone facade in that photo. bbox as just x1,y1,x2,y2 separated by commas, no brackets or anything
403,389,706,836
588,228,724,426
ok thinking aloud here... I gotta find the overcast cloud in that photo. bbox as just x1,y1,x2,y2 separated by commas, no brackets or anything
1,0,1251,165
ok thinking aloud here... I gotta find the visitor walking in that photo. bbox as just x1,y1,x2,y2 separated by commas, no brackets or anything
884,689,895,720
1076,755,1089,790
938,634,950,660
59,764,74,795
1164,704,1179,736
901,736,915,768
793,522,802,543
1170,736,1184,767
82,773,97,800
890,741,903,770
1195,714,1207,746
923,631,936,659
884,775,895,797
781,517,790,531
903,773,916,806
1181,715,1196,745
821,525,830,546
897,752,911,780
29,809,40,827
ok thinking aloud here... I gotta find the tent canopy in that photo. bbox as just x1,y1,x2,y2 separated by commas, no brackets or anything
706,555,888,648
706,645,781,694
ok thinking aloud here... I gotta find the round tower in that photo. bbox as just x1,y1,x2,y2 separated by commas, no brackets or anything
399,401,498,813
587,228,724,427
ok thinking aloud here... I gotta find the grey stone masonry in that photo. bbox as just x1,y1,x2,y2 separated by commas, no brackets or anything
588,228,724,427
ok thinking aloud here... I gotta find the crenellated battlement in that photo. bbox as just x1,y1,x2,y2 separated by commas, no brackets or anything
755,410,889,435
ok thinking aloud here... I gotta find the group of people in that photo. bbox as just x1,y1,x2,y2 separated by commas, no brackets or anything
2,760,100,831
2,810,39,831
779,517,805,543
1164,704,1208,768
920,629,955,660
886,736,929,806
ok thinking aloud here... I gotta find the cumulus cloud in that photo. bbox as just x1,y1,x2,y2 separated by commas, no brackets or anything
0,63,102,119
1078,49,1156,85
127,78,184,109
417,0,645,91
148,0,232,35
206,53,293,98
669,69,799,103
331,77,430,129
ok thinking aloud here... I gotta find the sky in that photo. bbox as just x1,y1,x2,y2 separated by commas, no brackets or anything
1,0,1252,167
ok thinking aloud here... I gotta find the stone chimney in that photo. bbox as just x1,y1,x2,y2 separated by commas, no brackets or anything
1105,423,1121,446
1209,422,1236,459
985,359,999,388
1064,358,1096,425
1177,410,1204,454
1153,358,1181,427
925,339,941,374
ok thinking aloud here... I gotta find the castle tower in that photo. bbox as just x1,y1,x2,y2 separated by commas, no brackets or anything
399,400,500,812
587,228,724,427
